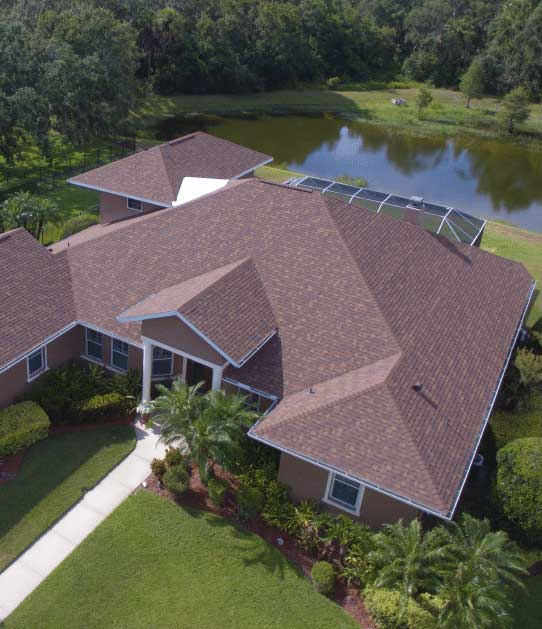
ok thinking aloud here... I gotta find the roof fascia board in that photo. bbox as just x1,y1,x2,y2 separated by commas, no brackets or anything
67,179,171,209
231,157,273,179
237,329,277,366
248,428,451,520
449,278,537,518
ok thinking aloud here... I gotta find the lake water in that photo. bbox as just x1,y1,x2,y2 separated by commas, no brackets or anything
154,114,542,232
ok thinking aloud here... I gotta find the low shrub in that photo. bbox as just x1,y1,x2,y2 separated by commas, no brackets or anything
326,76,341,90
491,389,542,449
164,447,185,469
60,213,98,239
108,369,142,400
363,588,436,629
78,392,132,424
163,464,189,496
237,485,264,521
0,401,50,457
496,437,542,544
207,477,229,507
311,561,335,595
151,458,167,481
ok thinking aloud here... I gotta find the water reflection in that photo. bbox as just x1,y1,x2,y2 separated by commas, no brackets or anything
152,113,542,231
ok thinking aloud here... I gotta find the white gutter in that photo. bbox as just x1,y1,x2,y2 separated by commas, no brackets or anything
449,278,537,518
231,157,273,179
67,180,171,209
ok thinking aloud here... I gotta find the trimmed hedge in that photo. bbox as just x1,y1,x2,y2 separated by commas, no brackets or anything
363,588,437,629
78,393,133,424
311,561,335,595
0,401,50,457
60,213,98,239
496,437,542,545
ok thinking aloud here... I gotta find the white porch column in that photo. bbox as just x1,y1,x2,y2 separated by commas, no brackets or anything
181,356,188,383
211,364,224,390
142,339,153,403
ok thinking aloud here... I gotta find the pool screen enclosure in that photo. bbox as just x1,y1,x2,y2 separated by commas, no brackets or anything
287,175,486,246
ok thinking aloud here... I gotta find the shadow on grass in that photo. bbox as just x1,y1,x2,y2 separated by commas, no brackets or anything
180,505,291,580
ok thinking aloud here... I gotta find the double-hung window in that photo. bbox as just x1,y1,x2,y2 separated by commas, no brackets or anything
111,338,129,372
152,347,172,378
27,347,46,381
325,472,364,514
86,328,103,361
127,198,142,213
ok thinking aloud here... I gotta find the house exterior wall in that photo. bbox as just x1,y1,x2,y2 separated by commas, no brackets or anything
142,317,224,366
278,453,419,528
0,325,84,408
99,192,164,224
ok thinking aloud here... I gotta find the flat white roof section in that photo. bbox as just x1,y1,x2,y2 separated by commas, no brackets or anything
173,177,229,207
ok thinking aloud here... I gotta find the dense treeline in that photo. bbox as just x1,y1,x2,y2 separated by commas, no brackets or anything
2,0,542,160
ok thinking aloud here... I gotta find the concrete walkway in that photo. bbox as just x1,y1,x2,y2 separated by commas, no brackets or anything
0,421,165,621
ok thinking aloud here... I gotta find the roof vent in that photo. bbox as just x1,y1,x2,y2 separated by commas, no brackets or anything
308,386,316,395
412,382,422,393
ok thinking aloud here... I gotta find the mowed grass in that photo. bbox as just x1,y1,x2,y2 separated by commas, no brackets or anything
481,221,542,328
0,425,135,572
4,491,357,629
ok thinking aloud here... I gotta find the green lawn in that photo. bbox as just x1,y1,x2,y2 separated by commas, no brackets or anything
513,575,542,629
0,425,135,572
481,221,542,328
4,491,357,629
255,164,302,183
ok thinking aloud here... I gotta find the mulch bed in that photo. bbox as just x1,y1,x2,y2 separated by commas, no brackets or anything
0,417,134,484
145,463,377,629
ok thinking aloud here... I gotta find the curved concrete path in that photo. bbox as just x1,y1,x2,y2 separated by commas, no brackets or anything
0,421,165,621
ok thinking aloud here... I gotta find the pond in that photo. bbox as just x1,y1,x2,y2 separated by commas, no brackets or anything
153,113,542,233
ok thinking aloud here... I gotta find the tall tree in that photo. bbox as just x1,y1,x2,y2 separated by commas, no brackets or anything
497,86,531,133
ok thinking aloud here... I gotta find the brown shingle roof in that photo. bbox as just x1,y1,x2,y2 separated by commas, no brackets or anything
68,132,271,206
2,179,534,517
0,229,76,367
118,258,277,366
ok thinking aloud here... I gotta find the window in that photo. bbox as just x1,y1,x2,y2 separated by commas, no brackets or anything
232,383,275,414
127,198,142,212
325,473,364,514
111,338,129,371
152,346,172,378
86,328,103,361
27,347,46,380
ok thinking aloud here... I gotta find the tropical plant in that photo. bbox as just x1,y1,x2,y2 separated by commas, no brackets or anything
152,379,258,484
438,513,527,588
207,477,229,507
437,562,512,628
162,463,189,496
367,519,442,611
0,192,60,241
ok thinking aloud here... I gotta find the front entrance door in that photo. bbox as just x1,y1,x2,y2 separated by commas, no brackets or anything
185,359,213,392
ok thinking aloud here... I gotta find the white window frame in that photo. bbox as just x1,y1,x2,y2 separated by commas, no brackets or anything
324,472,365,515
26,346,48,382
111,338,129,372
85,327,104,363
127,197,142,213
152,346,173,380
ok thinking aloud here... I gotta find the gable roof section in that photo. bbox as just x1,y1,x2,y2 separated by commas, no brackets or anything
68,132,272,206
118,258,277,366
0,229,76,369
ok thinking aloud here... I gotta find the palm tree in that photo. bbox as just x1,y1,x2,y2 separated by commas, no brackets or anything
152,380,258,484
438,513,526,588
368,519,442,610
438,562,512,628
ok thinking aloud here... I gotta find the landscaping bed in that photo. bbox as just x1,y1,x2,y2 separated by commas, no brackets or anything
145,462,375,628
